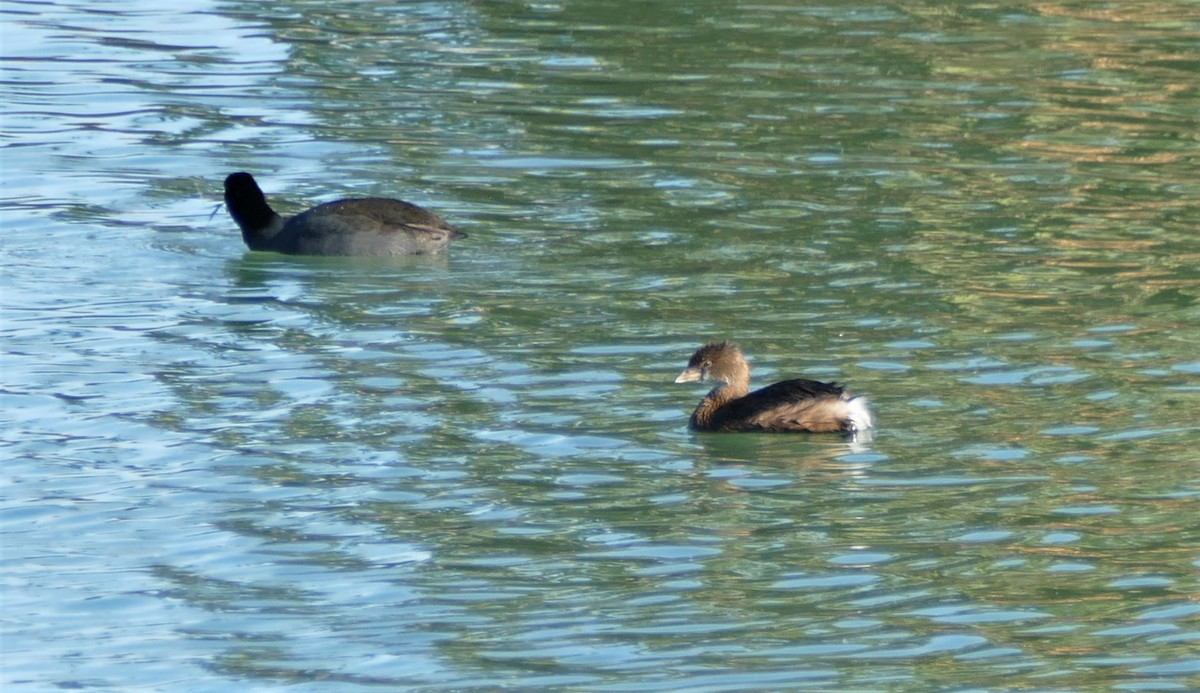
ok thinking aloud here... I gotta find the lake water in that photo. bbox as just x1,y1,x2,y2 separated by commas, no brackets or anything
2,0,1198,690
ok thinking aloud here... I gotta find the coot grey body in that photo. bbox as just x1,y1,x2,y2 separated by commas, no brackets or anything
223,172,465,256
674,341,873,435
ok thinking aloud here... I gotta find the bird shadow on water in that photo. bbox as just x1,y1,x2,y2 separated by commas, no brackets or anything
218,251,462,317
682,428,880,473
227,249,456,283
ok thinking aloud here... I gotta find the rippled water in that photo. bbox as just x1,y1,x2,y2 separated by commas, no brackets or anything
3,0,1198,690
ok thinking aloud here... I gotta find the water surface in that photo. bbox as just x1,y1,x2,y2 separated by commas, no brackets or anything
2,0,1198,690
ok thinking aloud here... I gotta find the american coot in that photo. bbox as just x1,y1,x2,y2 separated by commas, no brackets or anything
223,172,465,256
674,341,873,435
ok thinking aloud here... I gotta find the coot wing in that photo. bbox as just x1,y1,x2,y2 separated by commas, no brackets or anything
281,198,461,255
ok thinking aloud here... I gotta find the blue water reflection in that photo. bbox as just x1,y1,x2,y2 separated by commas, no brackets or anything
3,0,1198,690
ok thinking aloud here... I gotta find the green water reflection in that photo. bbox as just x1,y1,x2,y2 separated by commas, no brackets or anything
2,0,1197,690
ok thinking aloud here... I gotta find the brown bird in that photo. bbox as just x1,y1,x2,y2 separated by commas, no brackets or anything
674,341,872,435
223,172,465,256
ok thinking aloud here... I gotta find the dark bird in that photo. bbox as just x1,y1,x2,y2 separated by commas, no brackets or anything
223,172,465,256
674,341,872,435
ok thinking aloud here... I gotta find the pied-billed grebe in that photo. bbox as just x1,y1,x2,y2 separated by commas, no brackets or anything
674,341,873,435
223,172,465,256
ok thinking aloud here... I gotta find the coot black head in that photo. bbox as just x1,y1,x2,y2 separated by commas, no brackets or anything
223,172,278,242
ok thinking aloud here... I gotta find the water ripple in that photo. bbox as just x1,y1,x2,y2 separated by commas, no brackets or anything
3,0,1199,691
